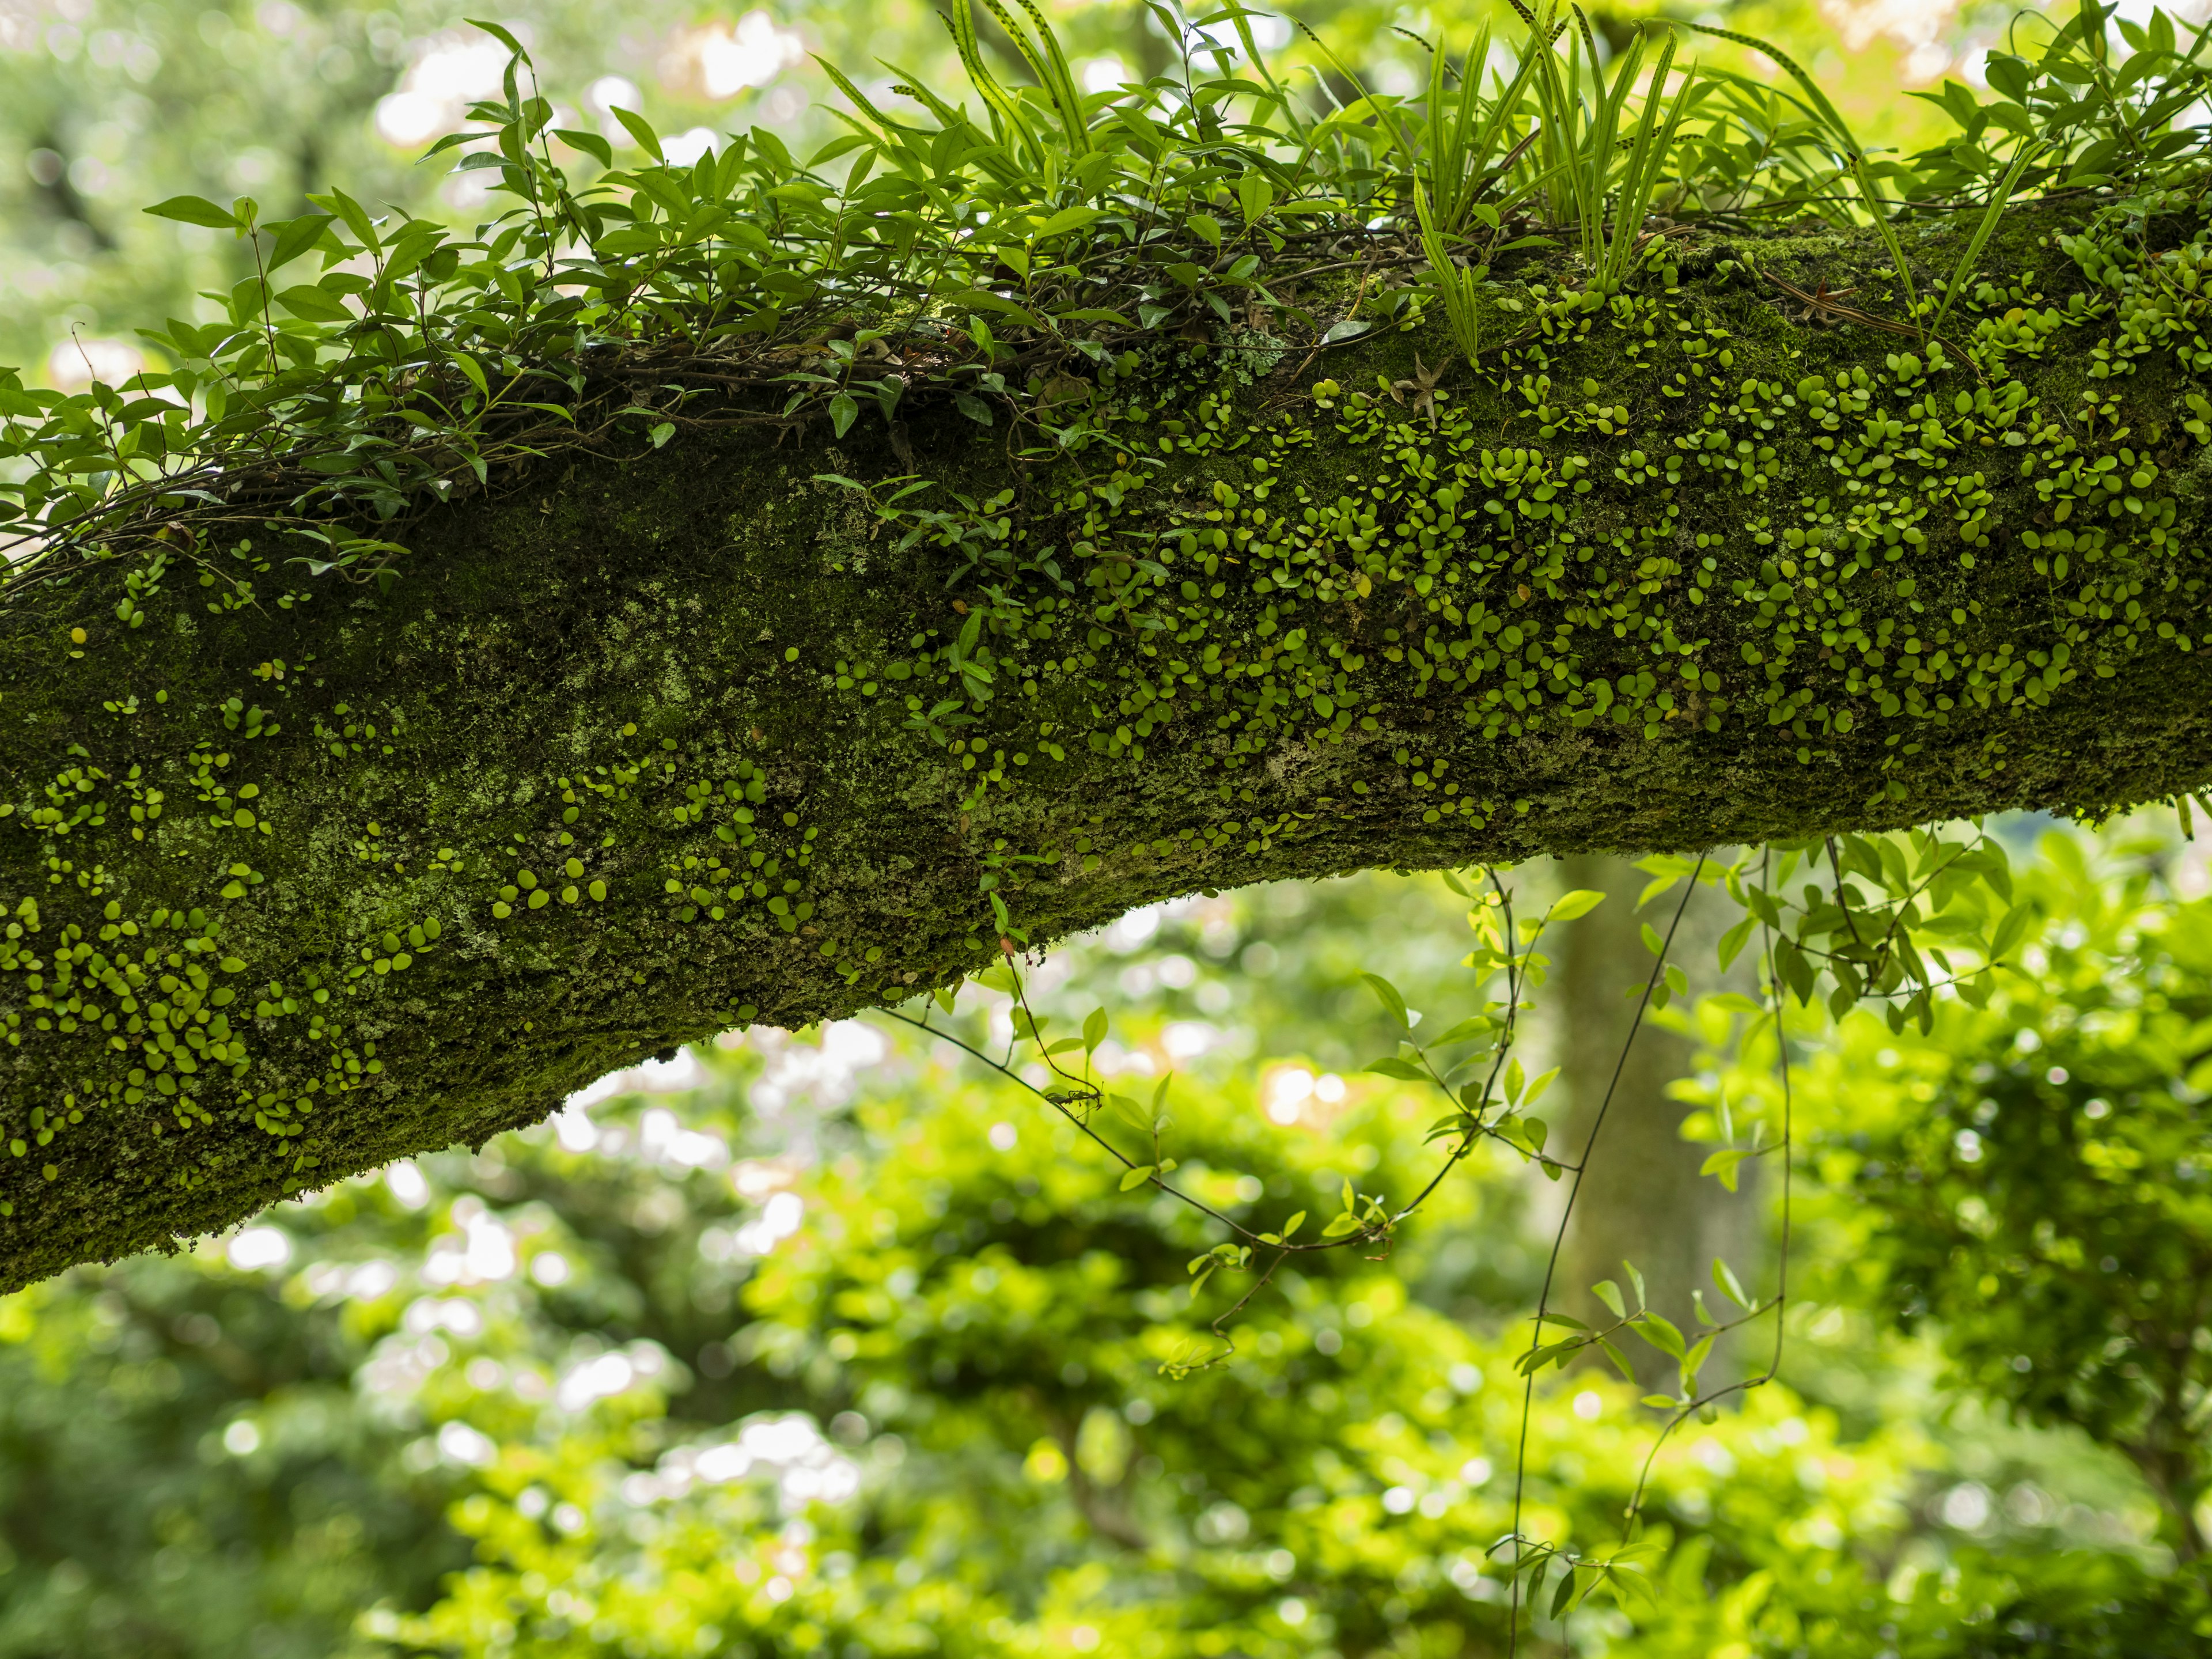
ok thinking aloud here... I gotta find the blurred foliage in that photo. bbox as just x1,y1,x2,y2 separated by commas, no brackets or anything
1820,834,2212,1561
0,824,2206,1652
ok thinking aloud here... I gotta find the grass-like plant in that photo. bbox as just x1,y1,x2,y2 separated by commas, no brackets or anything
1411,176,1485,367
3,0,2211,605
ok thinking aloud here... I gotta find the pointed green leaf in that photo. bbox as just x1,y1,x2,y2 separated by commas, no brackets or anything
146,195,239,229
1718,915,1756,972
1107,1093,1152,1132
465,16,528,58
452,354,490,398
1033,204,1103,239
1713,1257,1751,1308
264,213,334,272
274,285,354,323
1549,888,1607,922
554,128,614,168
609,105,664,162
1634,1312,1686,1359
1699,1146,1749,1193
1363,1056,1428,1082
1681,1334,1715,1387
1359,972,1410,1028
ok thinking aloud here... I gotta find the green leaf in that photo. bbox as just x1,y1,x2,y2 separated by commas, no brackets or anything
1107,1093,1152,1133
1033,204,1103,238
828,391,858,438
554,128,615,169
1359,972,1410,1028
1634,1312,1687,1359
609,105,664,162
1639,921,1666,956
452,354,490,398
465,16,528,58
264,213,334,272
1119,1164,1155,1191
1549,888,1607,922
146,195,238,229
1187,211,1224,248
1713,1256,1751,1308
1082,1006,1107,1054
1592,1279,1626,1319
308,187,382,250
1681,1334,1715,1388
1989,902,2033,961
1363,1056,1428,1082
274,285,354,323
1717,915,1756,972
1236,171,1275,224
1550,1565,1580,1621
1699,1147,1751,1193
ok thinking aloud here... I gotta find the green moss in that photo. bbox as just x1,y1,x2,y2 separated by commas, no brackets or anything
0,203,2209,1290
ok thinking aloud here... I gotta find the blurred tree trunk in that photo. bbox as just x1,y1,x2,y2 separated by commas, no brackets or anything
1554,854,1763,1393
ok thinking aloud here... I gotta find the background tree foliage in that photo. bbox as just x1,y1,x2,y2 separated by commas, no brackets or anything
5,0,2212,1654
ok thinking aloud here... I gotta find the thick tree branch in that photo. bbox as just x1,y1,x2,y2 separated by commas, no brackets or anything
2,207,2207,1288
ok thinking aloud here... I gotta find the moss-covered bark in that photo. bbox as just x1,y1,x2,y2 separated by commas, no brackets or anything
2,202,2208,1288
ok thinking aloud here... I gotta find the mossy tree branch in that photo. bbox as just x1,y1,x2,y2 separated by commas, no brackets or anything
2,207,2209,1290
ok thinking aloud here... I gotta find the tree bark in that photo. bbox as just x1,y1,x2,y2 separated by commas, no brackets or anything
2,203,2209,1289
1555,854,1763,1392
